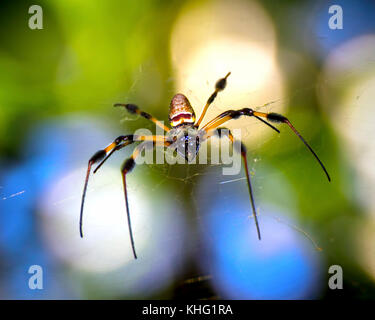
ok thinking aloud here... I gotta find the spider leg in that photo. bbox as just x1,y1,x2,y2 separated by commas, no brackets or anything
206,127,261,240
93,135,135,174
79,135,167,239
114,103,171,132
201,108,279,133
195,72,231,128
80,150,107,238
252,111,330,181
93,135,165,174
201,108,330,181
120,140,171,259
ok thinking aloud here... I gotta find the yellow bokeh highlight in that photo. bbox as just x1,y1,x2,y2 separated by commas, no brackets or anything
170,0,285,145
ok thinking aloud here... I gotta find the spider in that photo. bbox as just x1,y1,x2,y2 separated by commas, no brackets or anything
80,72,331,259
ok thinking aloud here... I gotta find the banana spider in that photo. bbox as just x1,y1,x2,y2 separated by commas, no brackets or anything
80,72,331,259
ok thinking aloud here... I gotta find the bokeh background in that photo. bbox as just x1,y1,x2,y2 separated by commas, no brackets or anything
1,0,375,299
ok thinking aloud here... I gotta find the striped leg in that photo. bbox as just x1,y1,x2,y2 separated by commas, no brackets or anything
201,109,330,182
201,108,280,133
120,139,171,259
114,103,171,132
207,127,261,240
248,111,330,181
194,72,231,128
79,135,167,240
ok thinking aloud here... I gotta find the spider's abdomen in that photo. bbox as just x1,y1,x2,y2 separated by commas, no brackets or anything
169,94,196,128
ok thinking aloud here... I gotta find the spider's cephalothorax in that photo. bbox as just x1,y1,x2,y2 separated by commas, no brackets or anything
169,94,196,128
80,72,331,259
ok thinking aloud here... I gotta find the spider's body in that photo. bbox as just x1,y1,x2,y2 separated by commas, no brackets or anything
168,126,201,162
167,93,201,162
80,72,331,259
169,93,196,128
